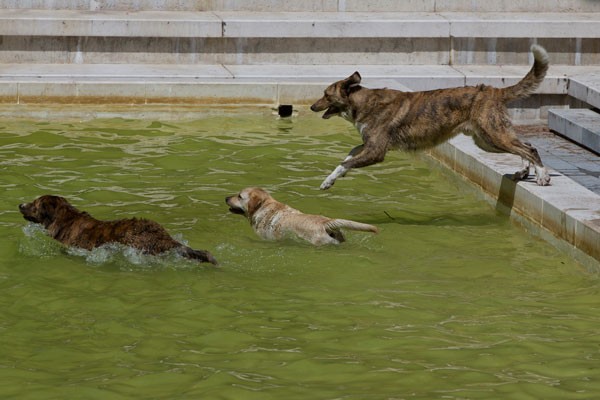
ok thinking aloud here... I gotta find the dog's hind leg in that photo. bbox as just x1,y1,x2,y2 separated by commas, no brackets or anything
500,138,549,185
524,143,551,186
475,115,550,186
177,246,219,265
489,136,549,185
512,159,531,182
511,141,544,182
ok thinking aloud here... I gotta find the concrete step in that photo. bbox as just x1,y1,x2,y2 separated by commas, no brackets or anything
0,63,594,108
0,9,222,37
2,10,599,38
1,10,599,65
568,73,600,109
3,0,600,12
548,108,600,154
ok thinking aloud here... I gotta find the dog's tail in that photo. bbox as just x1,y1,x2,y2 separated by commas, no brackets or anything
177,246,219,265
326,219,378,234
501,44,549,102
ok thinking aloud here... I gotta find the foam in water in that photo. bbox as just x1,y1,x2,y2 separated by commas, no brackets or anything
19,223,62,257
20,222,198,270
66,243,160,268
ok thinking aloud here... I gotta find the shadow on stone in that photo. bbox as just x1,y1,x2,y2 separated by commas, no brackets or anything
496,173,517,214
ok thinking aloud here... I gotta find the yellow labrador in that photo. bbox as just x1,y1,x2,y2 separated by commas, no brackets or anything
226,187,378,245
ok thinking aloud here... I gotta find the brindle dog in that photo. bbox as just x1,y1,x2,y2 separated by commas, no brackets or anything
311,45,551,189
19,195,218,265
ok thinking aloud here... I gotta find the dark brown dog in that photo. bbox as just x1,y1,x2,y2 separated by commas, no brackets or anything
311,44,551,189
19,195,218,265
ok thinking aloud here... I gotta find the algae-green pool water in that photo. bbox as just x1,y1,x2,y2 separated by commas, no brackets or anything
1,110,598,399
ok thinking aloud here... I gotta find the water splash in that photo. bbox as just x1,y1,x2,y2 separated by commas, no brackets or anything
19,223,202,270
19,223,62,257
66,243,168,268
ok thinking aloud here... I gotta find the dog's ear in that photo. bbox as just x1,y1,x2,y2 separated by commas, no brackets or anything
37,200,56,226
246,192,265,217
39,196,70,224
342,71,362,93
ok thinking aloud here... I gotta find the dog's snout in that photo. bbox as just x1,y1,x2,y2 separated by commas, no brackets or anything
311,97,331,113
310,98,325,112
18,203,26,211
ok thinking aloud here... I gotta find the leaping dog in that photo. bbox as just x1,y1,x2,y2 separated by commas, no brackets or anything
311,45,551,189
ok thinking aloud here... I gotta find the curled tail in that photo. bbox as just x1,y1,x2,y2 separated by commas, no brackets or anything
177,246,219,265
326,219,378,234
502,44,549,102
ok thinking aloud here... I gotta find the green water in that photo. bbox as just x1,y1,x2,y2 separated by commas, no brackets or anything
0,110,598,399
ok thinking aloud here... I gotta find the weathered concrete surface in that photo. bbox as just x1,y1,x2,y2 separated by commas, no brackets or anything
549,108,600,155
1,10,600,65
0,63,596,108
2,10,599,39
569,73,600,109
2,0,600,12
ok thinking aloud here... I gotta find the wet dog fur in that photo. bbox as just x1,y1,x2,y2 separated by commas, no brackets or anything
311,44,551,189
19,195,218,264
226,187,378,245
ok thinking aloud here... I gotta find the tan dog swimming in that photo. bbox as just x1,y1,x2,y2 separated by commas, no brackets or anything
225,187,378,245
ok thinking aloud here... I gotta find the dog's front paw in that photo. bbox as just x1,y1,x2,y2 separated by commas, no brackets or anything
320,179,335,190
320,165,348,190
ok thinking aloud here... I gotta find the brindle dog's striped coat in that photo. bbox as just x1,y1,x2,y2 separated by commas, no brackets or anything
19,195,217,264
311,45,551,189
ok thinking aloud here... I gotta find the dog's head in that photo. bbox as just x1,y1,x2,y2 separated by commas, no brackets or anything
310,71,362,119
225,187,271,219
19,195,74,227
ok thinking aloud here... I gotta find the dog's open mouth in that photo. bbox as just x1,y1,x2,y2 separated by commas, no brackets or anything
228,206,246,215
322,106,341,119
18,204,39,223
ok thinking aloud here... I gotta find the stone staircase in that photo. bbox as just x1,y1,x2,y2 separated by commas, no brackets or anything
549,73,600,154
0,1,599,112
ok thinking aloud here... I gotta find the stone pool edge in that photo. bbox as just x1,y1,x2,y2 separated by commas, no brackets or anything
428,134,600,273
